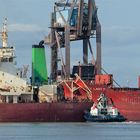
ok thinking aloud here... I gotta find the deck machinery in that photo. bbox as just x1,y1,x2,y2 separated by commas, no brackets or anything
44,0,102,82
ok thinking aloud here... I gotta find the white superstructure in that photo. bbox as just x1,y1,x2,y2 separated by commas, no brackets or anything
0,18,32,103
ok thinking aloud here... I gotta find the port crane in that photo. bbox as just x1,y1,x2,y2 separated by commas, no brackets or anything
44,0,101,82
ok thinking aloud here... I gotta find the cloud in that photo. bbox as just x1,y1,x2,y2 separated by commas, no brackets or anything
8,23,48,33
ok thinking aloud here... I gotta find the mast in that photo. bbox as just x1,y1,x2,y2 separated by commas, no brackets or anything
1,18,8,48
0,18,15,62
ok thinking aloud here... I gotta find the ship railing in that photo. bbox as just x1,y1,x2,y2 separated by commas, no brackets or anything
112,87,140,92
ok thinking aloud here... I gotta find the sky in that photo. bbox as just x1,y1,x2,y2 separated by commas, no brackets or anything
0,0,140,87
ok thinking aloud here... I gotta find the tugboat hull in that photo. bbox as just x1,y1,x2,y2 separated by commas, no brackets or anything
84,111,127,122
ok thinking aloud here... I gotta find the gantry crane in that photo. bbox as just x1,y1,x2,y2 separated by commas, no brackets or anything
44,0,101,82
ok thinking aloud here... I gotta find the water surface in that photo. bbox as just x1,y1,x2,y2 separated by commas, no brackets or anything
0,122,139,140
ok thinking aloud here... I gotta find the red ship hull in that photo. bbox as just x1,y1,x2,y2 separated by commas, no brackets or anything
0,87,140,122
92,86,140,121
0,102,92,122
1,79,140,122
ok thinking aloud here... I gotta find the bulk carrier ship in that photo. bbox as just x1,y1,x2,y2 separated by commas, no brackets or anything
0,0,139,122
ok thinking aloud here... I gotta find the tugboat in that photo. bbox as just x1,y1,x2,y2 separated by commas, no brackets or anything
84,93,127,122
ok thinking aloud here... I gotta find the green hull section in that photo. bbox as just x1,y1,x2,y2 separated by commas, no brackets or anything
32,45,48,85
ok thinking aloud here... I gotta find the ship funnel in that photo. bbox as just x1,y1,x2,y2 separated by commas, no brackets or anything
32,44,48,86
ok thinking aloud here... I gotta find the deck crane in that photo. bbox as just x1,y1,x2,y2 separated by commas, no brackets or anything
44,0,101,82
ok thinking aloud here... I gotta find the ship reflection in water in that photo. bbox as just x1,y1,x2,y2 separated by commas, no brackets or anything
0,123,139,140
